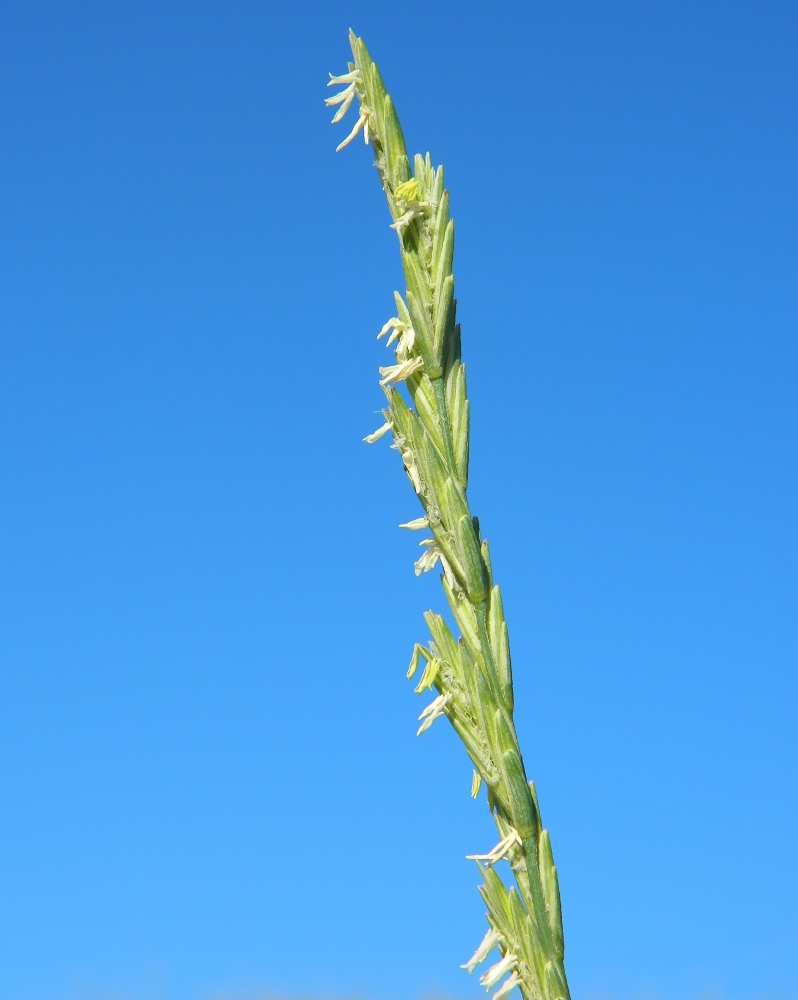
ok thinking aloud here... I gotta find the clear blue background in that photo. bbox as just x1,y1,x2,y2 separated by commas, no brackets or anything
0,2,796,999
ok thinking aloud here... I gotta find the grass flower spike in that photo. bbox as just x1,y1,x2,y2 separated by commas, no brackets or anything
329,31,572,1000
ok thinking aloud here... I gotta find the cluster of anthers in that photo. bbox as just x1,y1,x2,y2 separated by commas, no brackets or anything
326,69,370,150
376,314,422,385
463,929,523,1000
390,177,429,232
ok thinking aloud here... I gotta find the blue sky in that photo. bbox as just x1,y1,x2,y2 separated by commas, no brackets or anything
0,2,796,999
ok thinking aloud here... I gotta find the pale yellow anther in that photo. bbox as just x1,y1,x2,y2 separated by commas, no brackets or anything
394,178,420,201
327,69,359,86
378,356,424,386
414,655,440,694
330,90,355,124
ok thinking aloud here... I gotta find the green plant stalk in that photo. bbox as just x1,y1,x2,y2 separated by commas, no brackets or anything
328,31,571,1000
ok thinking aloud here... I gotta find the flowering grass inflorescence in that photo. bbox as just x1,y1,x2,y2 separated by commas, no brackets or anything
328,31,571,1000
